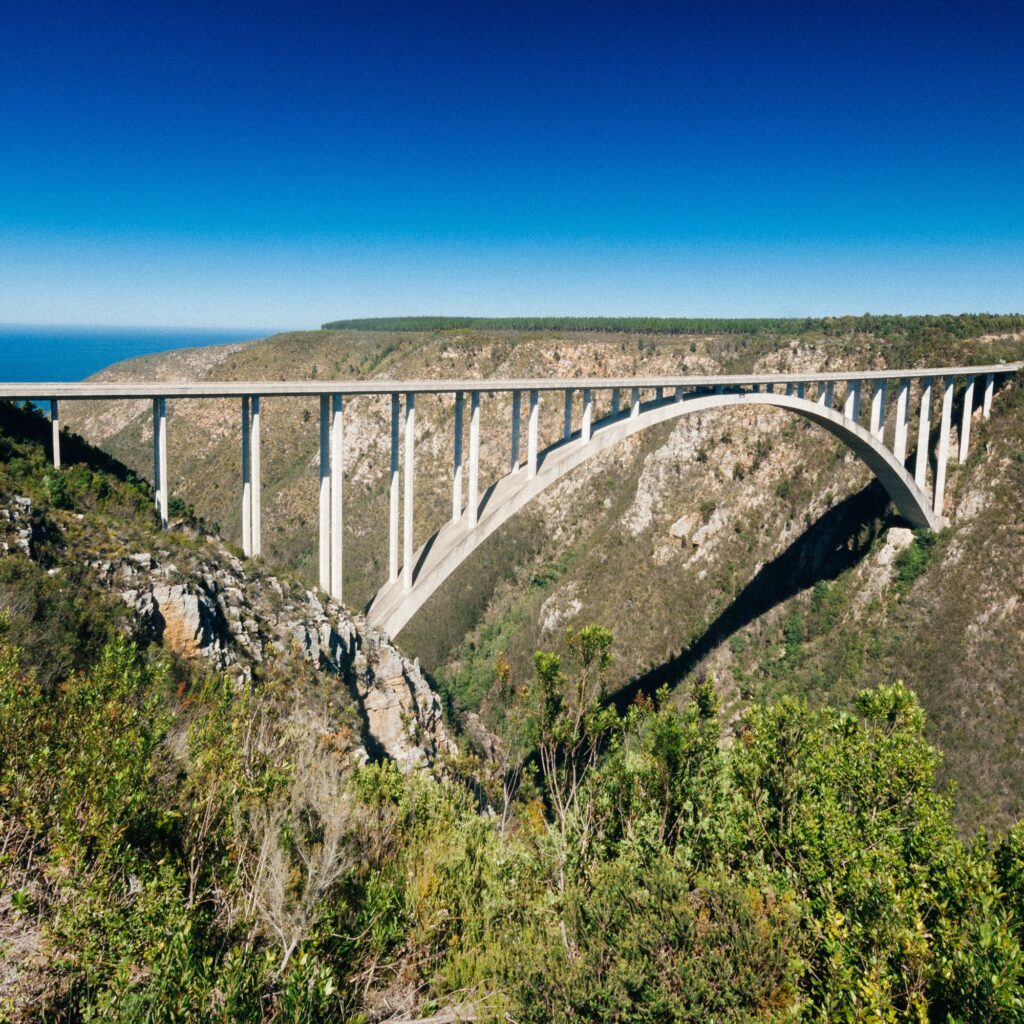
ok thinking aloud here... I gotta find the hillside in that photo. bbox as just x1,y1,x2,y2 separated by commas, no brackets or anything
2,402,1024,1021
63,324,1024,832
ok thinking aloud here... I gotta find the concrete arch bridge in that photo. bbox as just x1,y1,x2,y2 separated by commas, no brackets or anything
3,362,1020,638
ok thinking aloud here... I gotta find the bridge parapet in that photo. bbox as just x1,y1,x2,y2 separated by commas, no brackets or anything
3,362,1020,632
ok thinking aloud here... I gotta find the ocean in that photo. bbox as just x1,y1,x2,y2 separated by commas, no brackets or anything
0,325,277,382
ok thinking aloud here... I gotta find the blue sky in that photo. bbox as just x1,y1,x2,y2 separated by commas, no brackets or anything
1,0,1022,327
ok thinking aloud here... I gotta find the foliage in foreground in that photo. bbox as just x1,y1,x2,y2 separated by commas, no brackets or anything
1,624,1024,1022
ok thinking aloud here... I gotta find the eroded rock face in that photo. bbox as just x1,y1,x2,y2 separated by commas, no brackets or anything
0,491,458,771
106,545,458,769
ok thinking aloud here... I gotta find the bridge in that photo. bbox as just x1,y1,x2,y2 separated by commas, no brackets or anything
2,361,1021,638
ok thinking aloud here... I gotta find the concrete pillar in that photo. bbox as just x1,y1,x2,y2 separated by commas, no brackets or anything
815,382,827,406
581,388,593,443
510,390,521,473
656,386,664,401
959,375,975,464
563,389,573,440
389,394,400,583
318,395,330,592
49,399,60,469
330,394,343,601
843,381,861,422
870,380,887,441
674,386,685,402
914,377,932,491
796,382,805,400
933,376,954,515
403,392,415,593
251,396,261,557
527,389,539,479
469,391,480,527
982,373,994,419
893,379,910,463
785,382,795,397
152,400,161,516
824,381,835,408
630,386,641,419
452,392,463,521
765,383,775,395
242,397,252,557
153,398,168,528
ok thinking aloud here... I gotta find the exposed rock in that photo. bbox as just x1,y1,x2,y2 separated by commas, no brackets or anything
539,585,582,635
669,512,702,545
0,491,456,773
671,509,704,544
876,527,915,567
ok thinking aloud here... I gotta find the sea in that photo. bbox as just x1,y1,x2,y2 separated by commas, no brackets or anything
0,325,278,382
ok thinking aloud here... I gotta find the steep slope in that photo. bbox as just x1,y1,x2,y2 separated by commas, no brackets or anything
62,326,1024,830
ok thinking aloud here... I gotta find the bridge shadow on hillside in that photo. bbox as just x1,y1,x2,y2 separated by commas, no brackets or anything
614,479,898,711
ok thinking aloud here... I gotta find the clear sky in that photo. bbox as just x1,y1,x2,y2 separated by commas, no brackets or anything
2,0,1022,328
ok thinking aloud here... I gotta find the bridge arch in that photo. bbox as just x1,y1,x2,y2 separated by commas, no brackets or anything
365,390,936,637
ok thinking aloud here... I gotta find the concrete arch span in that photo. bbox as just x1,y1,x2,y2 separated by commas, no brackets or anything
365,391,937,638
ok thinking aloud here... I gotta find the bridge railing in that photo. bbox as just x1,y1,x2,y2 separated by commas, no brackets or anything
1,361,1019,607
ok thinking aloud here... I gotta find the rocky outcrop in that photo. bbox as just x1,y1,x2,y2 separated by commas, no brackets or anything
108,548,457,770
2,493,455,771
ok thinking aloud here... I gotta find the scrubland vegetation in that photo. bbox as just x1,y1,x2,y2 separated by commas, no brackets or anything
3,610,1024,1021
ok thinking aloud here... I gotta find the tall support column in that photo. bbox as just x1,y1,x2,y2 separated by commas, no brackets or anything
914,377,933,491
251,396,261,557
242,396,252,557
674,385,686,402
527,389,539,479
765,382,775,395
631,386,641,419
153,397,168,528
785,382,795,397
796,382,805,400
870,380,887,440
843,381,861,421
611,387,621,415
152,399,161,516
452,392,463,522
824,381,835,408
468,391,480,527
49,399,60,469
959,375,975,464
982,373,994,419
933,376,954,515
510,390,521,473
581,388,593,443
656,386,664,401
893,379,910,463
403,393,415,593
389,395,400,583
563,389,573,440
318,395,330,592
330,394,343,601
815,381,827,406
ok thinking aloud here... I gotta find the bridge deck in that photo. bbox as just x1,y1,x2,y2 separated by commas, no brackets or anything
0,362,1020,400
